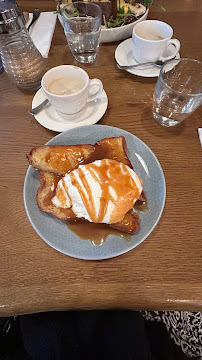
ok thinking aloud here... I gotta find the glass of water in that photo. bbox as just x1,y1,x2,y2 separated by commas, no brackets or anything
153,58,202,127
61,2,102,64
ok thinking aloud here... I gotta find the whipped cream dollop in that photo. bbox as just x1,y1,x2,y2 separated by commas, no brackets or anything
52,159,142,224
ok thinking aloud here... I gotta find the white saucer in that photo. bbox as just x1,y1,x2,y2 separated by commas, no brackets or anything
32,87,108,132
115,38,180,78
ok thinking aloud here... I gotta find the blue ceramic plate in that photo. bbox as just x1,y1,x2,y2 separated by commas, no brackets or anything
23,125,166,260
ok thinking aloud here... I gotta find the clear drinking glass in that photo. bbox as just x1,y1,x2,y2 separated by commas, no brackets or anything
61,2,102,64
153,58,202,127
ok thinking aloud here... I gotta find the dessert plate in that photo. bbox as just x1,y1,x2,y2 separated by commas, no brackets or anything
24,125,166,260
31,87,108,132
115,38,180,77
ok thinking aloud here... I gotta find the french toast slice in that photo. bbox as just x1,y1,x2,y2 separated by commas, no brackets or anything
88,136,133,168
27,136,132,175
27,144,95,175
29,136,142,234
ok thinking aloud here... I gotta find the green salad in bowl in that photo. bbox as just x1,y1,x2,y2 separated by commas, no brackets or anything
57,0,152,42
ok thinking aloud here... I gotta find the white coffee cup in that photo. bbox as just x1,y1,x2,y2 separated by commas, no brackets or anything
132,20,180,64
41,65,103,115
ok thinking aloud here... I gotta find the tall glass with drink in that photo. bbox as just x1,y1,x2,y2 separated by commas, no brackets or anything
61,2,102,64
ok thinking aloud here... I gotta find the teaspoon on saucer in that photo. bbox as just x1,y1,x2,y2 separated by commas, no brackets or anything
116,57,176,70
28,98,49,115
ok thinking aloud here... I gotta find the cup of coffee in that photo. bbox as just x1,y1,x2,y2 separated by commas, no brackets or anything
41,65,103,114
132,20,180,64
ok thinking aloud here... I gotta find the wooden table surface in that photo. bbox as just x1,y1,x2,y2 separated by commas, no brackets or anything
0,0,202,317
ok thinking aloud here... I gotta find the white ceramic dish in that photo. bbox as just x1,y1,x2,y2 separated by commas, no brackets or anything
31,87,108,132
100,8,149,43
115,38,180,77
58,8,149,43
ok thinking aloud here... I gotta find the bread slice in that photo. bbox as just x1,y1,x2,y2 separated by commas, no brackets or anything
27,144,95,175
29,136,142,234
27,137,132,175
91,136,133,168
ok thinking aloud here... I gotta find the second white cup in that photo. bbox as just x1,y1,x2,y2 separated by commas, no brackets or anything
132,20,180,64
41,65,103,115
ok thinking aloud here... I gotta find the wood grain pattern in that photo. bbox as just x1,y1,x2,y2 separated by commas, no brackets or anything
0,0,202,316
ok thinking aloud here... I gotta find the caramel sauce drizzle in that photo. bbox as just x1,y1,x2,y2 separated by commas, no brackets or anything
45,146,87,174
70,170,97,223
69,159,141,223
57,178,72,208
134,199,149,212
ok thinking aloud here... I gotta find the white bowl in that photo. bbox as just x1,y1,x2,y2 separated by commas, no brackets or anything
100,8,149,43
58,8,149,43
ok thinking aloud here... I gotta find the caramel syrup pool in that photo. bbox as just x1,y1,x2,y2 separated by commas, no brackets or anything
67,221,132,246
67,195,149,246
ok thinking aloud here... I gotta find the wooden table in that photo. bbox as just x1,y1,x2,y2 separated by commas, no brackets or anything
0,0,202,317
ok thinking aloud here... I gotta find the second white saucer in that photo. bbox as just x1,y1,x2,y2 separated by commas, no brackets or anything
32,87,108,132
115,38,180,78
